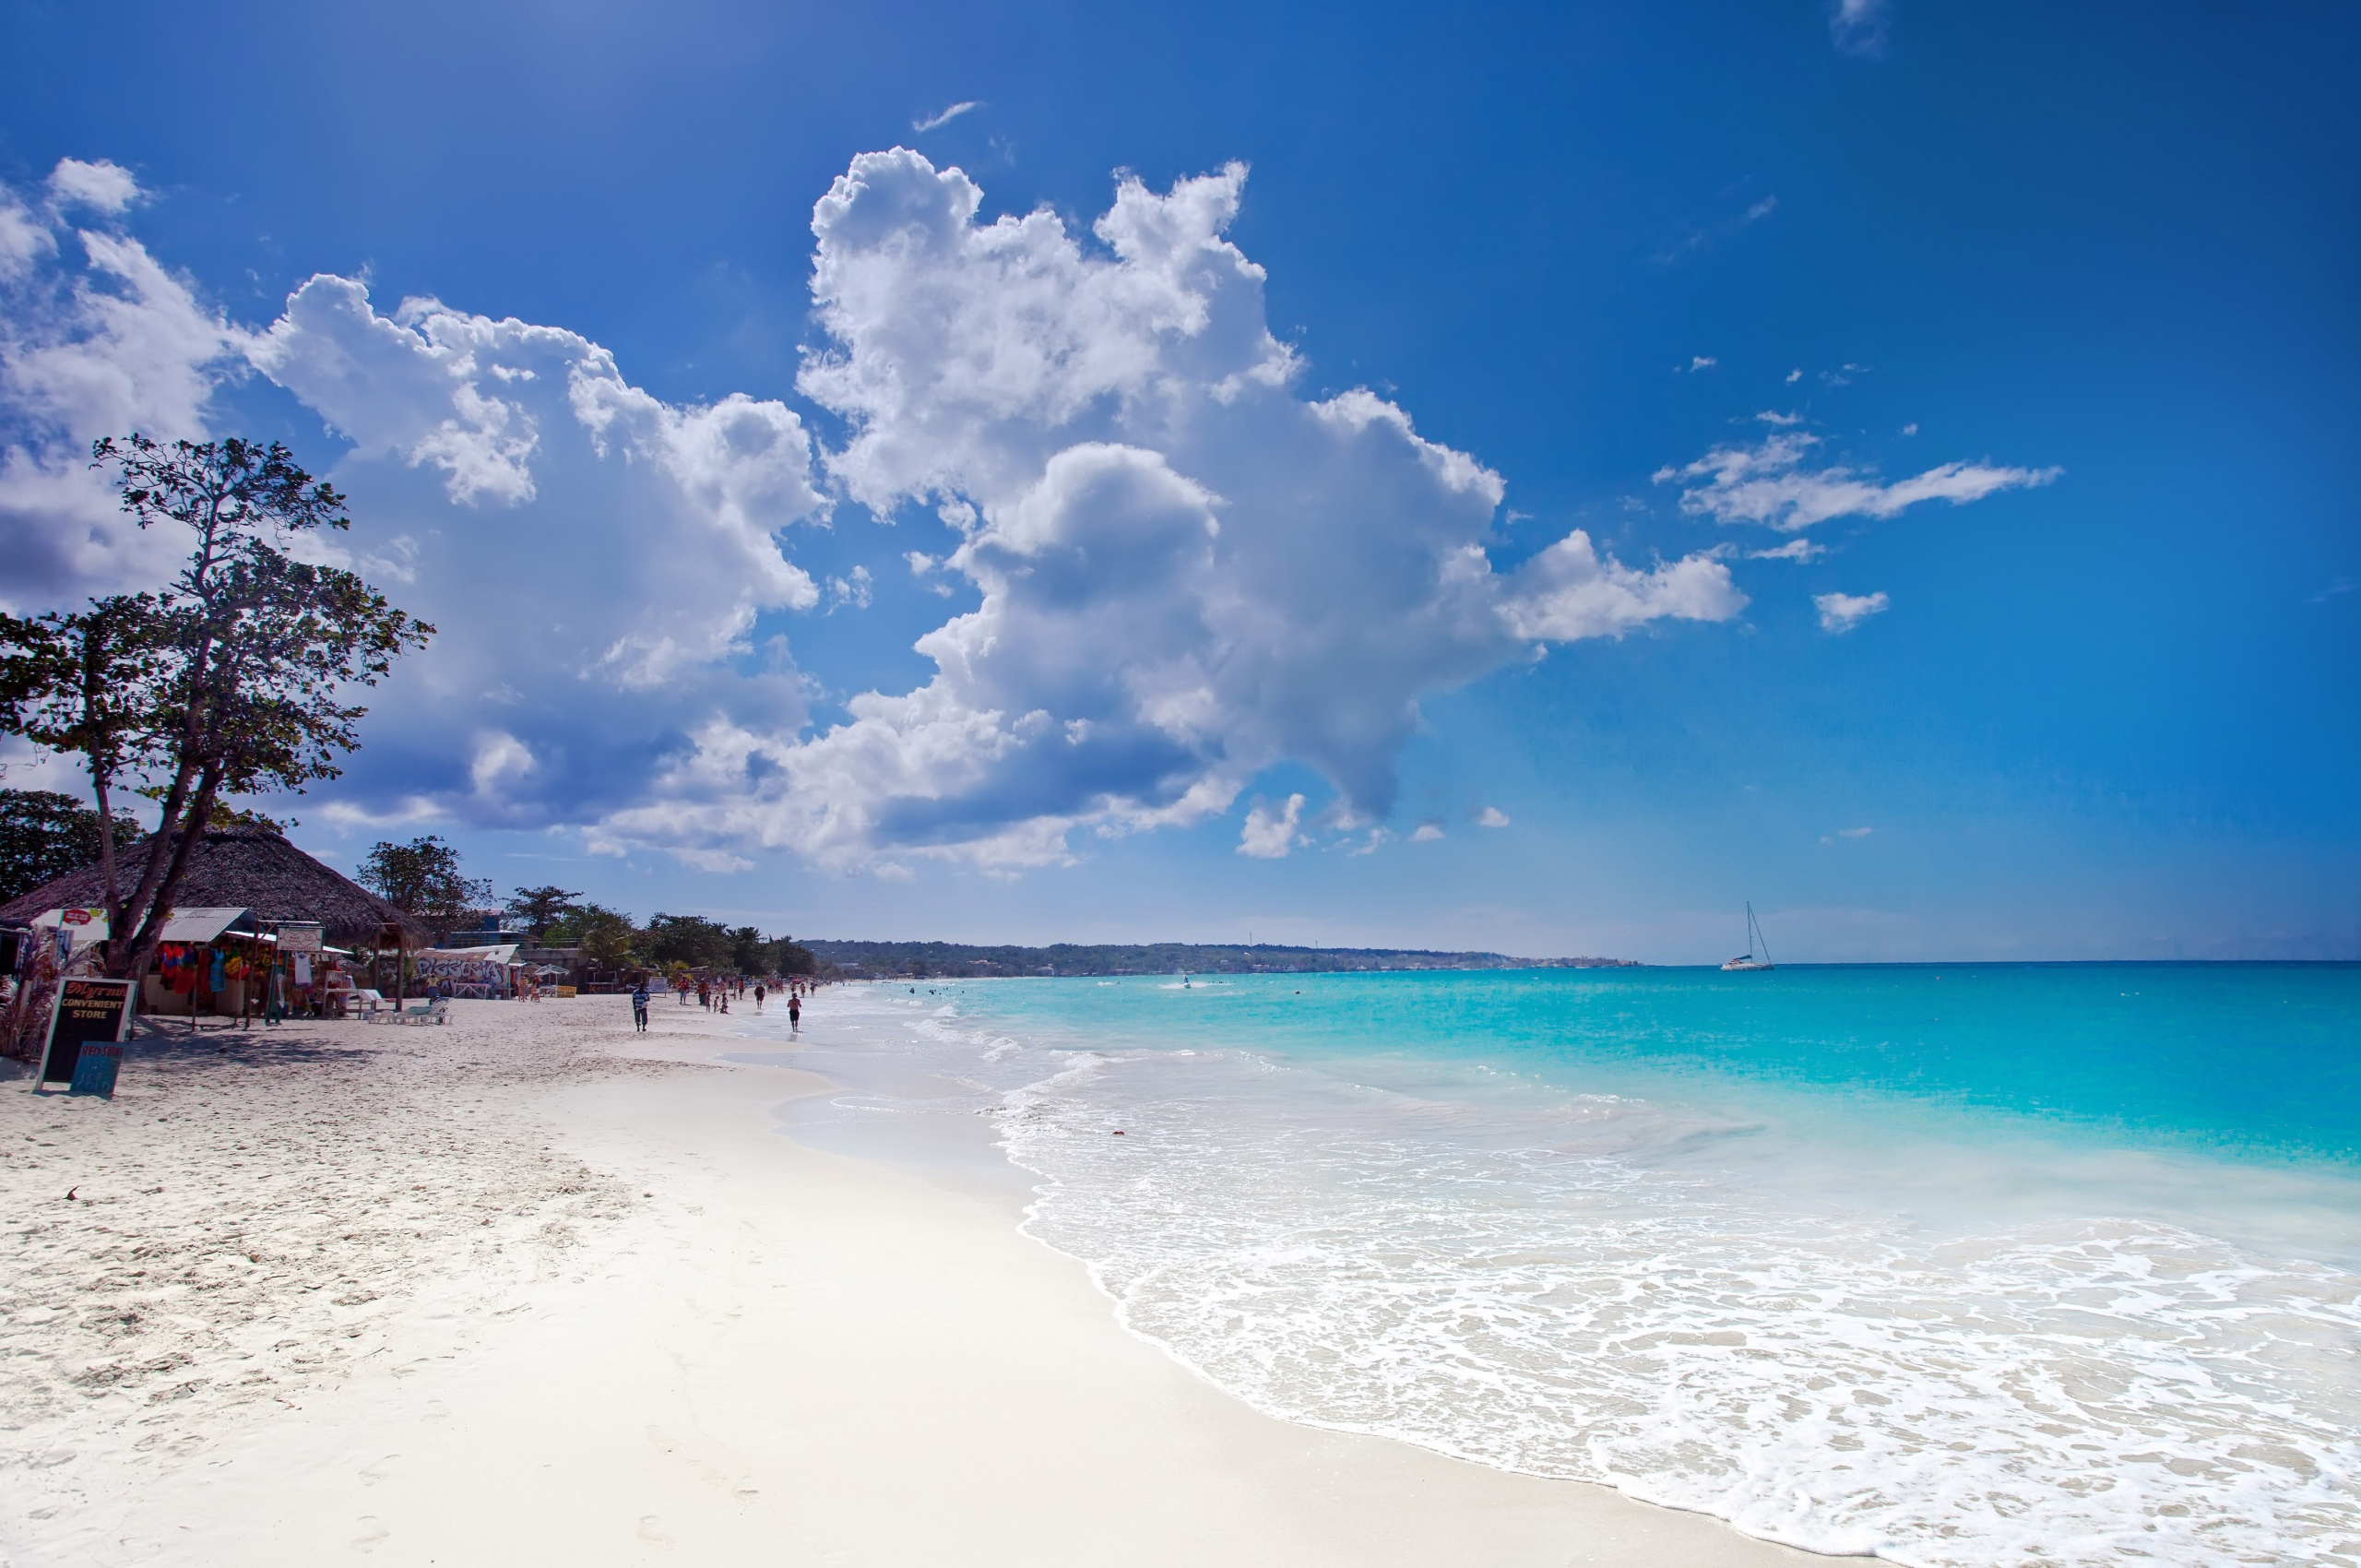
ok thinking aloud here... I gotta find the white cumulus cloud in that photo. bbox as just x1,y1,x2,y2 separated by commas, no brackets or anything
1659,432,2058,533
1239,793,1306,859
0,160,247,611
0,168,833,831
0,189,54,281
1,150,1746,873
1477,805,1511,828
47,159,143,217
1498,529,1746,640
246,276,829,822
1815,590,1891,634
469,730,539,797
597,150,1740,870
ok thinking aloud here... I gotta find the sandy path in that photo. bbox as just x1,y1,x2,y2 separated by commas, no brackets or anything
1,994,1814,1567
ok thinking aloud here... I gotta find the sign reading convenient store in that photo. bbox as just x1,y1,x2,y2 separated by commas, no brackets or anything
38,978,136,1094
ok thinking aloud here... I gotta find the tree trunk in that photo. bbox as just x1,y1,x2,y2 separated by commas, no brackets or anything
90,755,123,931
117,763,223,986
108,754,200,980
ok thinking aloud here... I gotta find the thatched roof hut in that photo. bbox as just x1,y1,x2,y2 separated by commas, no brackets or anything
0,827,433,949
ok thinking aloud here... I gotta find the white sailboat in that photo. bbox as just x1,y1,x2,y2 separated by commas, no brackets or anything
1721,902,1774,972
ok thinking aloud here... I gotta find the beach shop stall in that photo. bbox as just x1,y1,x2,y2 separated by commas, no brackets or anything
0,826,435,1022
144,907,274,1025
142,910,363,1025
267,922,368,1017
20,905,108,965
0,909,101,1060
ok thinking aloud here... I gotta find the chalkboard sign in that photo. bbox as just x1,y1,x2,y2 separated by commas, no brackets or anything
69,1043,123,1099
39,978,136,1089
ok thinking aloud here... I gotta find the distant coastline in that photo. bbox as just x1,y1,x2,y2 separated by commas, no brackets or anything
804,939,1641,979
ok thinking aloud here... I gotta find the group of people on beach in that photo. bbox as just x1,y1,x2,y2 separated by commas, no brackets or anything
628,973,804,1035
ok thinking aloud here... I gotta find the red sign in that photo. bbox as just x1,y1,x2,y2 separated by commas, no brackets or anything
61,909,93,925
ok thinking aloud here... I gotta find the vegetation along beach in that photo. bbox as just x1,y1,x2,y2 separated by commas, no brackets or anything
2,3,2355,1563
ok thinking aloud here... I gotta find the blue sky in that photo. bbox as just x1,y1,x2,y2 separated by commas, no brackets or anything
0,0,2354,961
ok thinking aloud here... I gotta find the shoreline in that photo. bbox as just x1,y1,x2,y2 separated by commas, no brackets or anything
1,994,1817,1566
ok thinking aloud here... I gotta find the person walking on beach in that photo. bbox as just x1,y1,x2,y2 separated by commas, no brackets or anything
631,979,649,1033
788,992,801,1032
753,982,765,1014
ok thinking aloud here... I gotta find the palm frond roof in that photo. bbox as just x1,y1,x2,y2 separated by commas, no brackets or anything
0,827,433,948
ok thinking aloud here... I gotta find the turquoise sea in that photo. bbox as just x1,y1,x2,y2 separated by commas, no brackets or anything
758,964,2361,1567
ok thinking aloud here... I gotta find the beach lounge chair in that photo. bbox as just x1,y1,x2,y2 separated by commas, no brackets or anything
396,996,450,1026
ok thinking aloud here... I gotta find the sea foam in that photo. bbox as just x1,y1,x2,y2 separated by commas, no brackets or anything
799,979,2361,1567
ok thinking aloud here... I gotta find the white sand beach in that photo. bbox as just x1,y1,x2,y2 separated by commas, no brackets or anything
1,993,1815,1567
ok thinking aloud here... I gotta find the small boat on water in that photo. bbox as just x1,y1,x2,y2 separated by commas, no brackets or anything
1722,902,1774,972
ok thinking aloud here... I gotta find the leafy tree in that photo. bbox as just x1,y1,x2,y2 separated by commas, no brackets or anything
573,903,639,968
0,435,432,981
358,835,492,938
516,905,804,977
0,789,145,904
0,595,171,916
645,912,733,971
710,923,815,977
504,884,582,944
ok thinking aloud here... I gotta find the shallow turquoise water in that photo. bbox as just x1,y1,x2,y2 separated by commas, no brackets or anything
945,962,2361,1166
788,965,2361,1566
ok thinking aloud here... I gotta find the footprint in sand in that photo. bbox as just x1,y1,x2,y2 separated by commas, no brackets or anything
360,1455,399,1486
350,1515,388,1551
637,1514,672,1546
